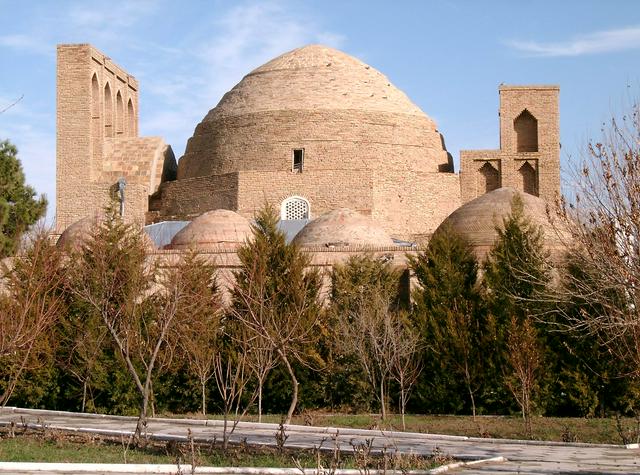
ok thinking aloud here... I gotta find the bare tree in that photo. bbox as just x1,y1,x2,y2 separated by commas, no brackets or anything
231,204,322,424
505,315,541,438
244,331,277,422
174,251,223,417
58,316,109,412
213,323,258,450
231,264,321,424
387,312,423,430
68,208,191,442
552,98,640,378
337,294,418,421
0,231,65,406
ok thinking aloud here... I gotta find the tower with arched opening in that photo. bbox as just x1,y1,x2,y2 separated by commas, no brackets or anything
56,44,176,234
460,85,559,204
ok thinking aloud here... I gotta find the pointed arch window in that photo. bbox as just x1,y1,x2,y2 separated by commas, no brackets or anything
104,83,114,138
281,196,310,220
127,99,135,136
514,109,538,152
479,161,500,193
116,91,124,135
91,74,102,165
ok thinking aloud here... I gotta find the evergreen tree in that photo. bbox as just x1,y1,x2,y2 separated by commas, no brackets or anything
483,194,551,417
409,224,493,417
231,203,321,423
551,257,638,416
483,195,549,322
0,140,47,257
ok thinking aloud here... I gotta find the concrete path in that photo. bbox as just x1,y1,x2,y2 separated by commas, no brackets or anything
0,407,638,474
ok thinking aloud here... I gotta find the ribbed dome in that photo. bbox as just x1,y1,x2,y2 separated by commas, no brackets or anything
434,188,566,259
293,208,394,248
168,209,252,250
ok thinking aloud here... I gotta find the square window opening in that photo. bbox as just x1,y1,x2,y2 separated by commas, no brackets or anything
292,149,304,173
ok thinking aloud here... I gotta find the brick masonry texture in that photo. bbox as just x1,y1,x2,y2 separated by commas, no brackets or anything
56,44,175,232
460,86,560,204
156,45,457,239
56,43,561,258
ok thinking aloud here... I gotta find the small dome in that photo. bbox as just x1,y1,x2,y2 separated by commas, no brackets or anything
168,209,252,250
293,208,394,248
56,214,101,251
434,187,565,259
57,214,156,252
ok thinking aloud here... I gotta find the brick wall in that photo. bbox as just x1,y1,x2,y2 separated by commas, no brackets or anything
459,85,560,204
56,44,174,233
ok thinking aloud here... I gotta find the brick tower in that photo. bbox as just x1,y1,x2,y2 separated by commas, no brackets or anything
55,44,175,234
459,85,560,204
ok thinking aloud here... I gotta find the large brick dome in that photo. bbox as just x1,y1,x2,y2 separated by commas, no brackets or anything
177,45,448,180
150,44,461,240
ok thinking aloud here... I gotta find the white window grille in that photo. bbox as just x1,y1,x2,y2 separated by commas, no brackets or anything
281,196,310,220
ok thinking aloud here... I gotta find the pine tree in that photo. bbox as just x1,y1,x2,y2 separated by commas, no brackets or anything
483,194,549,322
0,140,47,257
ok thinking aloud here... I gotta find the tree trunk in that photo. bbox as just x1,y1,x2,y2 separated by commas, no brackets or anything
258,379,263,423
380,378,386,421
463,360,477,420
278,350,298,425
401,388,406,431
82,381,87,412
201,379,207,417
468,384,477,420
222,410,229,451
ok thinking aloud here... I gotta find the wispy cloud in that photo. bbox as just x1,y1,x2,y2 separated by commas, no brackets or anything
0,0,345,222
508,25,640,57
140,0,345,155
0,34,52,56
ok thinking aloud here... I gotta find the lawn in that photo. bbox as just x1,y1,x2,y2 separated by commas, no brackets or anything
0,428,446,469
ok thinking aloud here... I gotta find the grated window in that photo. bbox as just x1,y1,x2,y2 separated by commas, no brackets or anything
282,197,309,220
292,149,304,173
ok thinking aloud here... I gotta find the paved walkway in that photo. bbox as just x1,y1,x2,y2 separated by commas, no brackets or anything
0,407,638,474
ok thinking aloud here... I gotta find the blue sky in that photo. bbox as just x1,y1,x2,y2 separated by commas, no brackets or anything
1,0,639,222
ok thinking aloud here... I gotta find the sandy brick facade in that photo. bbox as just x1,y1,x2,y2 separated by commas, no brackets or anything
460,85,560,204
56,43,561,252
55,44,175,234
152,45,459,239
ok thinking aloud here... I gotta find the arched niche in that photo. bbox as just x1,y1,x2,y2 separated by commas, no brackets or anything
479,161,500,194
519,161,538,196
514,109,538,152
127,99,135,136
104,82,114,138
91,74,102,166
116,91,124,135
281,196,310,220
